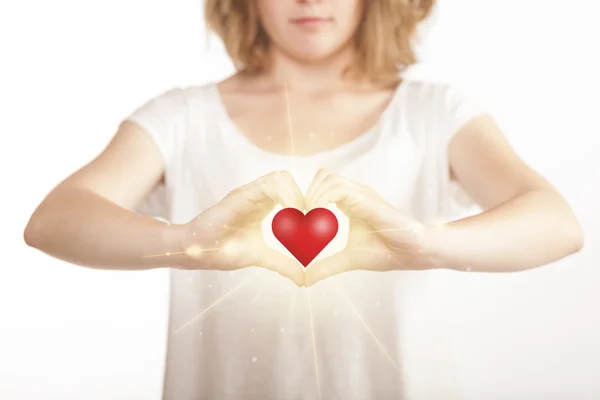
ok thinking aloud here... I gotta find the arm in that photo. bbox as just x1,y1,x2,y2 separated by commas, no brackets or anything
422,115,584,273
24,121,188,270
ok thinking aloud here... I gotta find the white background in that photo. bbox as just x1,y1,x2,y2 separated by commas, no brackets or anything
1,0,599,399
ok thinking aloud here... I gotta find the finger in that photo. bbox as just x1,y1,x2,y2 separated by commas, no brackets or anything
305,168,333,209
308,171,367,211
312,183,350,209
305,251,356,286
254,172,295,207
223,172,290,217
257,245,306,287
310,174,373,218
271,170,305,211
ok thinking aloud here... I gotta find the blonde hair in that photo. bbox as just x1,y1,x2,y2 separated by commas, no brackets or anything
204,0,435,85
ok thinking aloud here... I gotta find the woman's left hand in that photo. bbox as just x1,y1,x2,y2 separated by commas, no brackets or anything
303,169,434,286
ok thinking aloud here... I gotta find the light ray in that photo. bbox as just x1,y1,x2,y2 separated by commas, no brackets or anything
171,269,265,335
284,79,297,174
142,247,223,259
251,273,274,303
366,227,415,234
307,288,322,399
222,225,252,233
332,280,402,374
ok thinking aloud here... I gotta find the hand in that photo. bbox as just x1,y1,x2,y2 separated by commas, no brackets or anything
178,171,306,286
303,169,432,286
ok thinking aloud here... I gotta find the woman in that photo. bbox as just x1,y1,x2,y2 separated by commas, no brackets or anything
24,0,584,398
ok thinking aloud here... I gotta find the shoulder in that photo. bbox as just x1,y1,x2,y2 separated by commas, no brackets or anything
398,79,489,133
400,79,477,107
139,82,220,106
127,82,221,122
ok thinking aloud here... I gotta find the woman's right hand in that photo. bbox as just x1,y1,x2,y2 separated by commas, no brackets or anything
176,171,306,286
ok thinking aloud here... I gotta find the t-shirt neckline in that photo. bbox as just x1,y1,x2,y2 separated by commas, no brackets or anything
208,80,407,163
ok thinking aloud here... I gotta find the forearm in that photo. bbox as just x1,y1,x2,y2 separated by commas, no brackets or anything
24,187,188,270
421,188,584,272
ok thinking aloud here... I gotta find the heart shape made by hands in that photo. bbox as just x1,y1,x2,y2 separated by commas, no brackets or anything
272,207,338,267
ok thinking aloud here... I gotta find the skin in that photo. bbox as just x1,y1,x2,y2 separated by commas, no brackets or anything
24,0,584,287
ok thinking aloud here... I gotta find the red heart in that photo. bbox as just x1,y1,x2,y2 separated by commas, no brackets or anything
272,208,338,267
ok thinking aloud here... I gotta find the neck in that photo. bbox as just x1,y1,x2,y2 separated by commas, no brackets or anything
258,46,368,93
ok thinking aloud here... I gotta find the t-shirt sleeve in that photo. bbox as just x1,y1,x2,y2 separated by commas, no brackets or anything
126,87,188,170
436,84,490,220
125,87,189,220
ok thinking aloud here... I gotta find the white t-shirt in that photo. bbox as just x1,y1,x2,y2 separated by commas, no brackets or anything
128,79,487,400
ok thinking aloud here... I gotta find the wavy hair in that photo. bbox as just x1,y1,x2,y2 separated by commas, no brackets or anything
204,0,435,85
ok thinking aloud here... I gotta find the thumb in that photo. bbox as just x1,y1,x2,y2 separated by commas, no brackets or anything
257,244,306,287
304,250,354,286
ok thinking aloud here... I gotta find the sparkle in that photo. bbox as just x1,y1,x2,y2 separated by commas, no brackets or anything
208,284,212,289
192,232,197,237
222,240,239,256
267,136,272,141
280,328,285,332
184,245,224,260
376,301,380,306
252,357,258,363
215,240,219,245
331,131,336,136
185,245,204,260
142,250,189,259
199,331,203,336
250,328,255,332
166,252,171,256
208,222,212,227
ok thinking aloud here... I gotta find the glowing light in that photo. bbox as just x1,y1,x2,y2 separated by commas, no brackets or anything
185,244,204,260
222,240,238,256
